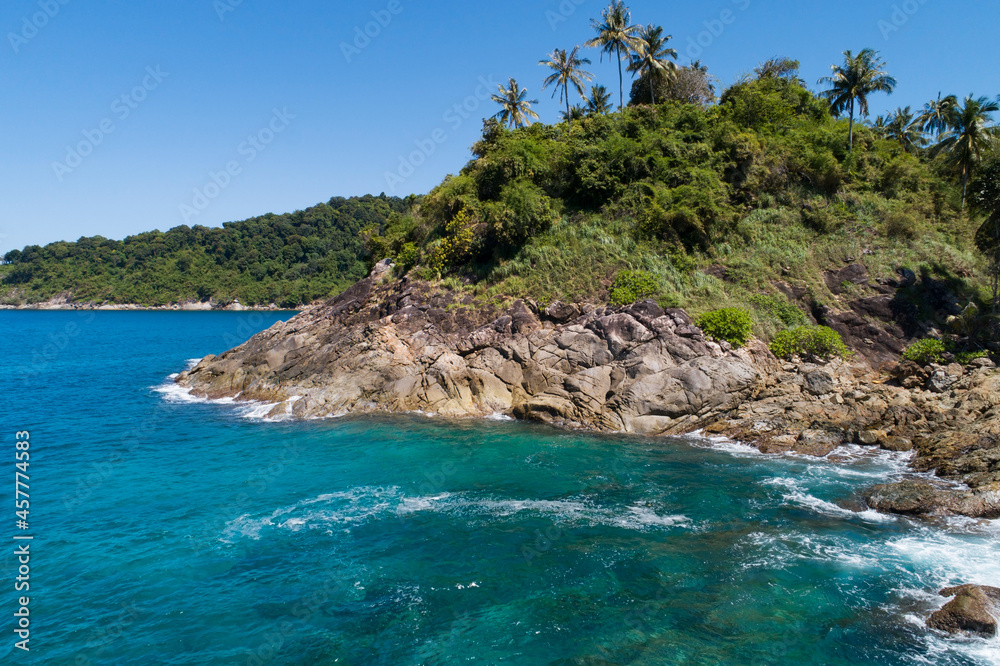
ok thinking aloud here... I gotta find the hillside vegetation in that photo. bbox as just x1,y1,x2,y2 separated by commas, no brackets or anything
362,72,986,339
1,195,407,308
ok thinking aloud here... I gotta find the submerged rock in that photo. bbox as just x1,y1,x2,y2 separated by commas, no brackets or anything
927,585,1000,637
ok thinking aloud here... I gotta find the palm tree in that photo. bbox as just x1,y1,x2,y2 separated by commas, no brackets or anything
585,0,642,109
869,115,889,139
539,46,594,126
885,106,926,153
491,78,540,129
919,92,959,140
586,84,613,115
561,105,587,123
935,94,1000,208
626,24,678,105
818,48,897,152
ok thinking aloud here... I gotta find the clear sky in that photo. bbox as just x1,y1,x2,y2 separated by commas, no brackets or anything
2,0,998,254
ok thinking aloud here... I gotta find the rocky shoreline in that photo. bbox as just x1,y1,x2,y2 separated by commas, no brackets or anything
175,272,1000,637
177,273,1000,522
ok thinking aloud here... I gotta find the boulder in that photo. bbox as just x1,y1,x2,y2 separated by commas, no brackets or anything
927,585,1000,637
804,370,836,396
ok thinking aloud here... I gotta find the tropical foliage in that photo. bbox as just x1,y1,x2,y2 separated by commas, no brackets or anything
539,46,594,125
585,0,643,109
2,196,407,307
818,48,897,151
491,78,540,129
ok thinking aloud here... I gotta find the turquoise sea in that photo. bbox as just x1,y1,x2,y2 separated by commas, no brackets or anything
2,310,999,665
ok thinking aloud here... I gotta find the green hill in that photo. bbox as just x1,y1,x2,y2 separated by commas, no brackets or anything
1,195,409,308
361,72,988,340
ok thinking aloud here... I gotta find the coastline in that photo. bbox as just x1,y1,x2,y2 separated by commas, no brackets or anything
0,300,301,312
174,273,1000,523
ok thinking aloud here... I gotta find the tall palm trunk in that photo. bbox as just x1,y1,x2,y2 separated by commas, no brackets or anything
848,98,855,153
617,44,624,109
962,162,970,210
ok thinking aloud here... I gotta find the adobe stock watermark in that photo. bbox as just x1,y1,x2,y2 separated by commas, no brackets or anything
340,0,403,63
384,75,498,192
545,0,588,31
214,0,243,21
683,0,752,61
8,0,71,54
179,107,295,223
51,66,169,182
878,0,930,40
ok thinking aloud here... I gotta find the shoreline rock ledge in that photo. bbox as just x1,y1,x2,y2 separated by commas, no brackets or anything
176,276,1000,519
177,276,769,436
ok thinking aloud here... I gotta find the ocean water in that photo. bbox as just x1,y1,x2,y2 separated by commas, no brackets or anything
2,310,999,665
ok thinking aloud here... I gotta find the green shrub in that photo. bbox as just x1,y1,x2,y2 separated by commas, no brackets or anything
770,326,850,361
484,179,558,249
884,210,918,239
748,293,809,328
395,243,419,272
695,308,754,348
901,338,947,365
955,350,988,365
610,270,659,307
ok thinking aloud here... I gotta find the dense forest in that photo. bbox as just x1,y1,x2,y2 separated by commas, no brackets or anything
1,195,409,307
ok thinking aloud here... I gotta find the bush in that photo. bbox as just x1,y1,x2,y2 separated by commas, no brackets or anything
748,293,809,328
901,338,947,365
884,210,918,239
695,308,754,348
955,350,988,365
395,243,419,272
484,179,558,249
770,326,850,361
610,270,659,307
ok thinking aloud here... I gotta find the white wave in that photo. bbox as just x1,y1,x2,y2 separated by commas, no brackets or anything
152,377,209,404
221,487,691,542
764,476,894,524
152,370,302,422
683,431,766,458
484,412,515,422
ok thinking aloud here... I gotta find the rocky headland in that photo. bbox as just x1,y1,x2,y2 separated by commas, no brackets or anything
177,270,1000,524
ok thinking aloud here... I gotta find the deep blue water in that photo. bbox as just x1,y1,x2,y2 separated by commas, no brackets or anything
2,310,999,665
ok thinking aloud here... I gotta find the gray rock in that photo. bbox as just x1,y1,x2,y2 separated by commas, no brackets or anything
804,371,836,396
928,370,960,393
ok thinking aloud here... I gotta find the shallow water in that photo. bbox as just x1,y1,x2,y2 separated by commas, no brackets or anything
2,311,998,665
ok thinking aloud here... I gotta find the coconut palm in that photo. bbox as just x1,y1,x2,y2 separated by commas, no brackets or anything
626,24,678,105
585,0,643,109
491,78,540,129
586,84,613,115
818,48,897,152
919,92,959,140
539,46,594,126
885,106,926,153
869,115,889,138
935,95,1000,208
561,105,587,123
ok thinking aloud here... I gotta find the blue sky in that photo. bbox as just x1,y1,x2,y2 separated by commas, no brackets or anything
2,0,998,253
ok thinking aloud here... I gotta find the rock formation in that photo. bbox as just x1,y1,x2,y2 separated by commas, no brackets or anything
176,275,1000,519
927,585,1000,637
